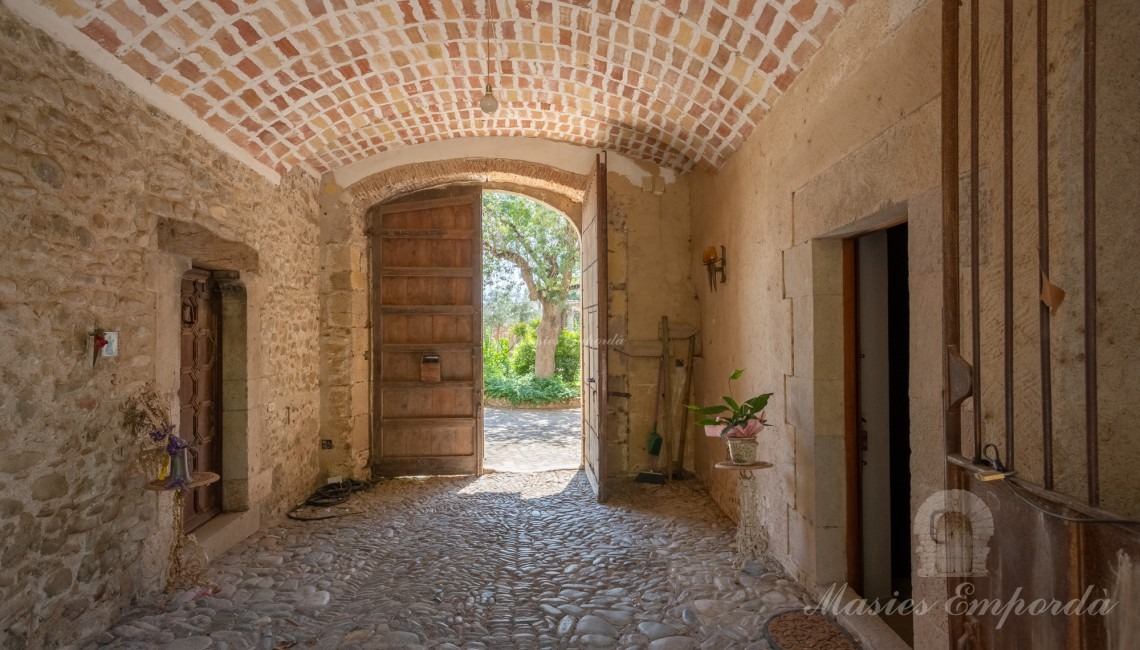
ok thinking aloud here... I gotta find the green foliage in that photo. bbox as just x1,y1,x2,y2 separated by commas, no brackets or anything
484,374,578,406
483,324,580,406
687,369,773,437
554,329,580,382
512,338,537,375
483,282,538,334
482,193,580,308
483,336,512,377
507,320,537,375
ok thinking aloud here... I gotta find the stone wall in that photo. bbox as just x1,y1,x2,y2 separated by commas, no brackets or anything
605,173,701,478
0,7,322,648
688,0,1140,647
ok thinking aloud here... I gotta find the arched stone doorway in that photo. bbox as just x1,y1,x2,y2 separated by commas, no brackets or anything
314,157,594,483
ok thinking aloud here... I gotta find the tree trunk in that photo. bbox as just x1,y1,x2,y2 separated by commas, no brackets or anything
535,303,562,378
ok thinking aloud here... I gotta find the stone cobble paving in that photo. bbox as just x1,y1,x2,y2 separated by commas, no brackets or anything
80,471,814,650
483,408,582,473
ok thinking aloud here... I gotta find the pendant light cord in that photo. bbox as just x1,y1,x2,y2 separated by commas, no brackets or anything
484,0,493,93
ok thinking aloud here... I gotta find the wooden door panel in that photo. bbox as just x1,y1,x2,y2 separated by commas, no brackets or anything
380,239,472,268
380,421,475,458
382,387,475,419
381,350,473,382
372,187,483,477
380,276,473,306
380,204,475,230
380,314,474,344
581,154,609,502
179,269,223,532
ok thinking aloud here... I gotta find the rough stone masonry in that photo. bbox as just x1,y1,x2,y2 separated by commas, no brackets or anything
0,6,323,647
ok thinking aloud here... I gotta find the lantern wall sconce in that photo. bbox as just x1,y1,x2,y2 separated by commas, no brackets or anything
702,246,727,291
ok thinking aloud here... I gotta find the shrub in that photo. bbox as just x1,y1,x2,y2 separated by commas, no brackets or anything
483,318,581,405
484,373,578,406
483,335,512,378
511,336,537,375
555,329,580,382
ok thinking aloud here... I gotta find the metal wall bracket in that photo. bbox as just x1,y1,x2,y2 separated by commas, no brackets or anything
947,348,974,409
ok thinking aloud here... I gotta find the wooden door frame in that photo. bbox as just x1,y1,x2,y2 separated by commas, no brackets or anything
596,154,609,502
843,217,911,597
580,153,609,502
843,238,862,593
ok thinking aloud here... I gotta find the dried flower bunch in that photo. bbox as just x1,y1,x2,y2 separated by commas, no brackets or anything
121,383,183,478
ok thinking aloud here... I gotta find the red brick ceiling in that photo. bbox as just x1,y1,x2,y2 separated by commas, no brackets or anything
46,0,854,175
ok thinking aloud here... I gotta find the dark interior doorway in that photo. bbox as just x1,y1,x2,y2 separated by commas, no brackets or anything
850,223,912,643
180,269,224,533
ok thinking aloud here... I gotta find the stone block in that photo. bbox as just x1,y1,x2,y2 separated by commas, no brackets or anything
782,243,811,298
787,508,815,583
813,435,846,528
793,423,815,522
813,525,847,584
784,374,814,433
791,296,813,379
810,238,844,296
811,293,844,381
812,379,844,437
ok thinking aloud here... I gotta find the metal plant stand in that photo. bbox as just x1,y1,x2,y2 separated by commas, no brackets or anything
715,461,773,563
145,471,219,591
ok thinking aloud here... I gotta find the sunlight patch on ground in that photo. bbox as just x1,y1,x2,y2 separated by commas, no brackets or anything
457,470,579,499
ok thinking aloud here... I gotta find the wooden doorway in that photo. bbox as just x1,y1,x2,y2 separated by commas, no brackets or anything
179,269,223,533
371,186,484,476
581,154,609,502
846,224,912,643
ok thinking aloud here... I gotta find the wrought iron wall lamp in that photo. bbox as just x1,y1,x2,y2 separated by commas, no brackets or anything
702,246,727,291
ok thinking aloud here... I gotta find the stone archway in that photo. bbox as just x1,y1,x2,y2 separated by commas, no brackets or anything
343,158,587,230
315,158,589,482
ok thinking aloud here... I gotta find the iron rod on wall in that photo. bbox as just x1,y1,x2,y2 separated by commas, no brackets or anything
1037,0,1054,490
1083,0,1099,506
942,0,963,458
970,0,983,463
1003,0,1016,470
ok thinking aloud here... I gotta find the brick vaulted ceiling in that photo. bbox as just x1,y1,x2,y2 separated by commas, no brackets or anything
35,0,855,175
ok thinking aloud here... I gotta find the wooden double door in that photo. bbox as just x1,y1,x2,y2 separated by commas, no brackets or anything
371,158,609,502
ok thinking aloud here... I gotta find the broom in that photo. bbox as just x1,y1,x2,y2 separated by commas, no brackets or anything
636,327,667,484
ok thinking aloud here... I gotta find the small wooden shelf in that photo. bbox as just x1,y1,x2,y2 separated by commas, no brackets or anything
144,471,220,491
714,461,774,471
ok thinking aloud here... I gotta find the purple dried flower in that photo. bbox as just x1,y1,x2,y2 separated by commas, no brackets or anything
147,424,176,442
166,435,189,454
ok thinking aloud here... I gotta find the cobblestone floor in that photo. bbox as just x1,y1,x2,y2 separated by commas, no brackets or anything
483,408,581,473
83,471,815,650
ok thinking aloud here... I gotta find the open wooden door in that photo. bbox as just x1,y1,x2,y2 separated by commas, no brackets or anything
371,186,483,476
581,154,608,501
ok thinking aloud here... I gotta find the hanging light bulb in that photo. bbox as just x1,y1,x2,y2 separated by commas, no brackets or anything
480,83,499,114
480,0,498,115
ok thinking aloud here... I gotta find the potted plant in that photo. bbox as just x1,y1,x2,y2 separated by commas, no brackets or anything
688,369,772,465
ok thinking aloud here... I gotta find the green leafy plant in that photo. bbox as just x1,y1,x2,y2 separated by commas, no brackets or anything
483,313,581,406
483,335,512,377
485,373,578,406
554,329,581,383
687,369,772,438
